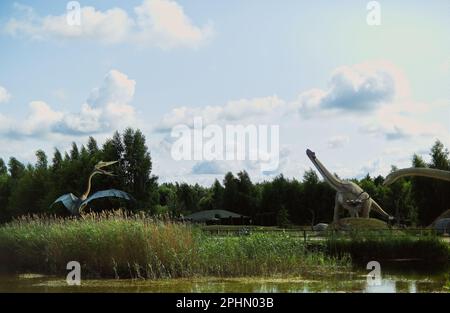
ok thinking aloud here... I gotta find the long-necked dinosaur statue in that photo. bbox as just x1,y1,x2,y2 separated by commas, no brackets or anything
52,160,135,215
306,149,392,222
384,167,450,185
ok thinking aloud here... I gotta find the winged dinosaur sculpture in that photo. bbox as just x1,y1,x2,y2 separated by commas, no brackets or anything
52,160,135,215
306,149,392,222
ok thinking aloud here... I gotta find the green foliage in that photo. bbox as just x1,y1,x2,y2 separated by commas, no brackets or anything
0,135,449,227
326,232,449,266
276,206,290,227
0,129,157,222
0,212,348,278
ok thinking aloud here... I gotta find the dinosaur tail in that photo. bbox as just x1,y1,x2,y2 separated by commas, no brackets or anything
371,199,393,220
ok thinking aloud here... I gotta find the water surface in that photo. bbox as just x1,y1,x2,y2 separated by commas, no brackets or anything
1,269,448,293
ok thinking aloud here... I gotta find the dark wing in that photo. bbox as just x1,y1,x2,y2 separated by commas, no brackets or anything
81,189,135,208
52,193,81,215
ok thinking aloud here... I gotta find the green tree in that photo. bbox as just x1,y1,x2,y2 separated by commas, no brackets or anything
0,159,7,176
276,205,290,227
8,158,25,180
211,179,224,211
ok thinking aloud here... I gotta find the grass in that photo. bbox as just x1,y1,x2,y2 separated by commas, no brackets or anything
0,211,348,279
330,217,389,230
1,212,447,279
325,230,450,266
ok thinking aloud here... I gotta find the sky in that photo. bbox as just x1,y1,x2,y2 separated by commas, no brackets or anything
0,0,449,186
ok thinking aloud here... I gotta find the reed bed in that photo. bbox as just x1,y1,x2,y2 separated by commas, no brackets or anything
0,211,348,279
325,231,450,266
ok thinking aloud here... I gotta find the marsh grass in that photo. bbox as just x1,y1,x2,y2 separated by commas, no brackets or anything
0,211,347,279
325,230,450,266
197,233,348,277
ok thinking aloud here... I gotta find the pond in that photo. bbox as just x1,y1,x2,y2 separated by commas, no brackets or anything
1,267,449,293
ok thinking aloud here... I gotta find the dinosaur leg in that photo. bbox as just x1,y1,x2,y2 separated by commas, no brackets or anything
333,194,341,222
361,200,371,218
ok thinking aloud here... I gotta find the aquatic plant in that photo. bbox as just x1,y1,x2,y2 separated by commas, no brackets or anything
325,230,450,266
0,211,347,279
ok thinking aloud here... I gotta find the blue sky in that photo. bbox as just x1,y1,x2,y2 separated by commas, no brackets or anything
0,0,449,185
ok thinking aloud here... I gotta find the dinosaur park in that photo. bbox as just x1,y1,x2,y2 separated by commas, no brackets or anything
0,0,448,295
0,130,449,292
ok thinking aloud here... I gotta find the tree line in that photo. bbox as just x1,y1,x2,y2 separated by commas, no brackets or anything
0,128,449,226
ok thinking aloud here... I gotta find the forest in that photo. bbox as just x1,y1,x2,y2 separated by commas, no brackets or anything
0,128,449,227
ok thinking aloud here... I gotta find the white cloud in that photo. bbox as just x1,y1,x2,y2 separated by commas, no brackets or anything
293,61,409,117
327,135,350,149
134,0,213,49
5,3,131,43
156,96,284,132
0,114,13,133
1,70,138,139
0,86,11,103
154,61,447,175
191,161,226,175
20,101,64,136
57,69,137,135
148,60,450,184
289,61,446,142
5,0,212,48
360,113,447,141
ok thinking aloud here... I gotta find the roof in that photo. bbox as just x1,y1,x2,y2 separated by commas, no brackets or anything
434,218,450,233
184,209,246,222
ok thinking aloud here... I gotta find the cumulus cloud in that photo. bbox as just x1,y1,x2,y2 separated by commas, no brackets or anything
327,135,350,149
191,161,226,175
294,61,408,117
18,101,64,137
4,0,212,48
57,69,137,136
5,4,132,44
133,0,213,49
155,96,284,132
147,60,450,184
0,114,13,134
0,86,11,103
155,60,445,152
2,70,137,139
359,113,447,141
288,60,446,142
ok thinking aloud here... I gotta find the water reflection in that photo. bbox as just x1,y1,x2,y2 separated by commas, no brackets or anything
0,271,448,293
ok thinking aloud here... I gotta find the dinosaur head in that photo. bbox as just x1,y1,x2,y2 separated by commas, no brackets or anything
94,160,118,176
306,149,316,160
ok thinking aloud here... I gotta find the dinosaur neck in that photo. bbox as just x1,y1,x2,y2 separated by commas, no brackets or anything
388,168,450,183
81,171,97,200
310,156,344,191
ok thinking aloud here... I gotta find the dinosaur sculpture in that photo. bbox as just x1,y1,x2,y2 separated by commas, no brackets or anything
384,167,450,231
384,167,450,185
52,160,135,215
306,149,392,222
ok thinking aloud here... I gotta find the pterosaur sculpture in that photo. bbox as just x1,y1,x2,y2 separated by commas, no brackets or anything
52,160,134,215
306,149,392,222
384,168,450,185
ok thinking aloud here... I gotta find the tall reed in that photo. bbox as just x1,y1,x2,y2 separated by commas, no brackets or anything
325,230,450,265
0,211,348,278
